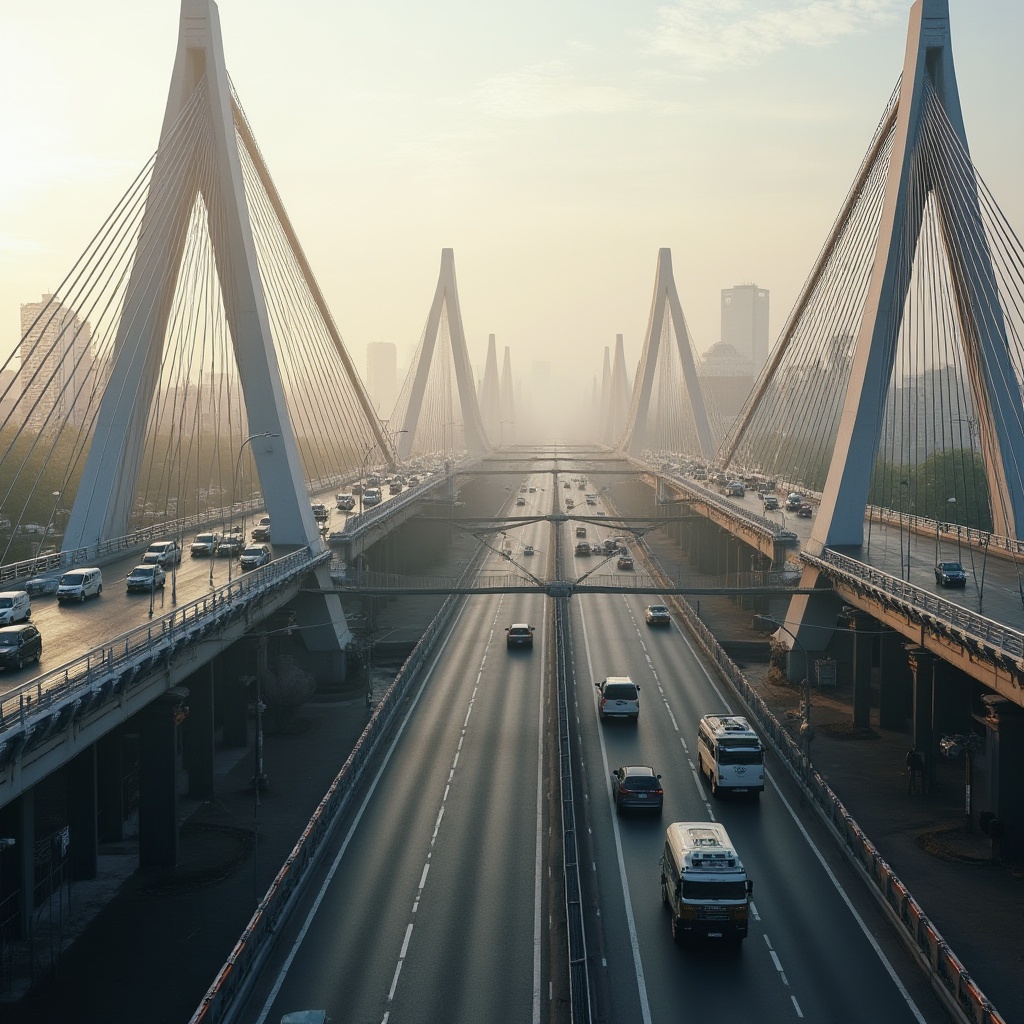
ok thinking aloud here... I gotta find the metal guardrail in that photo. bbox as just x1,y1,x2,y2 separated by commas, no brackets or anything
0,547,324,741
639,547,1007,1024
188,502,492,1024
804,548,1024,661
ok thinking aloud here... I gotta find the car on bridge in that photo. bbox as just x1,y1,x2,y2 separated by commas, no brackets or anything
56,568,103,602
190,532,220,557
645,604,671,626
611,765,663,814
761,495,779,510
336,494,356,511
785,493,804,511
0,623,42,670
126,564,166,592
240,544,272,571
311,503,330,523
24,574,61,597
935,561,967,587
505,623,534,649
516,497,526,506
0,591,32,626
596,676,640,722
251,516,271,541
797,503,813,518
217,529,244,557
143,540,182,566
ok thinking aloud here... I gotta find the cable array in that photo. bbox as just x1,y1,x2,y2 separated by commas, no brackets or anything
0,79,383,562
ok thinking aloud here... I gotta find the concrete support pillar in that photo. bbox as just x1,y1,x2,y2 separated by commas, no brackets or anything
186,666,215,800
906,647,935,789
16,788,34,938
878,629,913,731
67,746,98,881
977,697,1024,854
139,687,189,869
846,610,876,729
96,728,124,842
219,661,250,749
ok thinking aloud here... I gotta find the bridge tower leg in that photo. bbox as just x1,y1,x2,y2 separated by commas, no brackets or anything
787,0,1024,650
139,688,189,868
620,249,715,460
61,0,352,661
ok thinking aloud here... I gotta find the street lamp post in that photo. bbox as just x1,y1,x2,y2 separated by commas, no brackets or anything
230,432,280,584
947,496,959,562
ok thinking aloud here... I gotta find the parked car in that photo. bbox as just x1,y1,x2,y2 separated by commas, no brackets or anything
0,623,42,670
251,516,271,541
505,623,534,649
0,591,31,625
595,676,640,722
611,765,663,814
56,568,103,603
240,544,272,570
190,532,220,557
126,564,166,592
935,561,967,587
142,540,182,566
645,604,671,626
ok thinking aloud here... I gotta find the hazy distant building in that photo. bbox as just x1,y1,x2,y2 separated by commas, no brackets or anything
19,293,94,432
721,284,769,374
366,342,398,417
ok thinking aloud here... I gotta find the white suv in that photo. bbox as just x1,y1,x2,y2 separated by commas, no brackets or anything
143,540,182,566
595,676,640,722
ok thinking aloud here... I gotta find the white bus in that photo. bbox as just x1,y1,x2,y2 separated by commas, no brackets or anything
696,714,765,797
660,821,753,946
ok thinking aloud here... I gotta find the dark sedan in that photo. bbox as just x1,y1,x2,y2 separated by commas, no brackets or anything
611,765,663,814
935,561,967,587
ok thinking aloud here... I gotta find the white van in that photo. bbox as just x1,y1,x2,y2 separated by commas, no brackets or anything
57,568,103,603
0,591,31,625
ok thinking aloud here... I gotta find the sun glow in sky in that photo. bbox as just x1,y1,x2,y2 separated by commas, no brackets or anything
2,1,1022,390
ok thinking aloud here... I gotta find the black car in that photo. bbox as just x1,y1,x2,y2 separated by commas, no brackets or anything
611,765,663,814
935,561,967,587
0,623,42,670
506,623,534,649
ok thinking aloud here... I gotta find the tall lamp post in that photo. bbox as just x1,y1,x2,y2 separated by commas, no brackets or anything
231,432,280,584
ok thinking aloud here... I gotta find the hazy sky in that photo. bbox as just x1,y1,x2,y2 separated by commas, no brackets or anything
2,1,1022,386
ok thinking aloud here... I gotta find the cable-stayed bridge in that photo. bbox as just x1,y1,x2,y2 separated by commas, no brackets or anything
0,2,1023,1019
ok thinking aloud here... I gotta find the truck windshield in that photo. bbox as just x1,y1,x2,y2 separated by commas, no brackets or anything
682,879,747,901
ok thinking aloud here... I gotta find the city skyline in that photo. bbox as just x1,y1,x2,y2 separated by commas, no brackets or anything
2,2,1022,385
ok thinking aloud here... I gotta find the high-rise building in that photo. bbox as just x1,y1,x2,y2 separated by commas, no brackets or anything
366,341,398,417
721,284,770,374
19,293,94,431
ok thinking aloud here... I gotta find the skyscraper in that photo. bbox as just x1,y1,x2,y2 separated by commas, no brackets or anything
366,341,398,417
19,293,94,432
721,284,769,374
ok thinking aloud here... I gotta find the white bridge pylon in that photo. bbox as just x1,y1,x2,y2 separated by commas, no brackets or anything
619,249,715,459
64,0,383,655
804,0,1024,549
395,249,490,459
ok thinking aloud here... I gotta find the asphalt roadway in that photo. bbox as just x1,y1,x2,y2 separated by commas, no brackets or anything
2,570,1022,1023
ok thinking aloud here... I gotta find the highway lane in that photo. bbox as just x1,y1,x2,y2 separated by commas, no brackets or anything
238,479,553,1024
568,498,946,1024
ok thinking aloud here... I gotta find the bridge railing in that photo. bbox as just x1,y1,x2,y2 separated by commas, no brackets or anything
803,548,1024,659
0,547,324,738
636,542,1007,1024
864,504,1024,561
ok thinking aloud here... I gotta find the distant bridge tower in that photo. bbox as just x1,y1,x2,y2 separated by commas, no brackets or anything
609,333,631,444
395,249,490,459
620,250,715,459
479,333,502,443
499,346,516,437
61,0,371,655
807,0,1024,548
599,347,613,443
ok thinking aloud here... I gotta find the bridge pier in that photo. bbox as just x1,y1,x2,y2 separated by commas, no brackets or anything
68,747,98,881
878,628,913,730
97,728,126,842
185,667,215,800
977,697,1024,854
139,688,189,869
845,610,876,729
